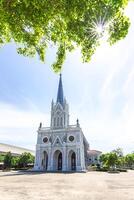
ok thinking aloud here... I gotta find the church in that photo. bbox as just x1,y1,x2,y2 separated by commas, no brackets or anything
34,74,90,171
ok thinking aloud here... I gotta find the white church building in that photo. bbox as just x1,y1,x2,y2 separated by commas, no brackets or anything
34,74,89,172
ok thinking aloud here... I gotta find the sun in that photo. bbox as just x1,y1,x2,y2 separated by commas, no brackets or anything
86,15,109,41
96,23,105,36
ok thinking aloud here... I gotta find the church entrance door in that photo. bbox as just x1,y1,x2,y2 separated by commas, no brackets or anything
68,150,76,171
42,151,48,171
53,150,62,171
58,152,62,170
71,152,76,170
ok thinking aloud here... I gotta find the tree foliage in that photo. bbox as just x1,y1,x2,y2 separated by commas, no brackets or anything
11,156,20,168
0,154,5,162
3,152,12,169
1,152,34,169
18,152,34,168
112,148,124,157
100,150,134,170
100,152,118,169
0,0,131,72
125,153,134,168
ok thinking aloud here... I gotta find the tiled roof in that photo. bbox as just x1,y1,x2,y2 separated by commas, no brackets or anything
87,150,102,156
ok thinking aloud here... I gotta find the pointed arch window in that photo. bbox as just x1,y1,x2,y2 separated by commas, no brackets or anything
54,117,56,127
60,117,63,126
57,117,59,126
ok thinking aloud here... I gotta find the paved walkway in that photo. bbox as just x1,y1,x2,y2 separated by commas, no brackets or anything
0,170,134,200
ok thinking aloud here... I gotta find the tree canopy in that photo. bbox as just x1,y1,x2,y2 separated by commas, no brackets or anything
0,0,131,72
1,152,34,169
18,152,34,168
100,150,134,170
3,152,12,169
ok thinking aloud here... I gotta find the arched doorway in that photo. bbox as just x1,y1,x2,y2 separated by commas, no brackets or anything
68,150,76,171
42,151,48,171
71,152,76,170
58,152,62,170
53,150,62,171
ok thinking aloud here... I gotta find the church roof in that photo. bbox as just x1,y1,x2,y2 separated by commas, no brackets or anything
57,74,64,106
87,150,102,156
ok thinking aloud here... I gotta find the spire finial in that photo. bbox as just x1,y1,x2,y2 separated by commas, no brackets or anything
57,73,64,106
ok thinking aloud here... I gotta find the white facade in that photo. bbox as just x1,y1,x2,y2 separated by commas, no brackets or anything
87,150,102,166
34,75,89,171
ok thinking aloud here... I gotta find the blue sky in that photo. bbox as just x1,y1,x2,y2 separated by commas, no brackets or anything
0,2,134,154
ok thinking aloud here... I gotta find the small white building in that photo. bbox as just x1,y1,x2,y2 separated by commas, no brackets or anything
34,74,89,171
87,150,102,166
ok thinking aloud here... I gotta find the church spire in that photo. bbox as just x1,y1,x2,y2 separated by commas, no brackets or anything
57,74,64,106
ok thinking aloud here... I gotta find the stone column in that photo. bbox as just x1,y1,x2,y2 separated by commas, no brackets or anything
47,148,52,171
34,148,40,170
62,147,67,171
50,150,54,171
76,148,82,171
35,149,42,171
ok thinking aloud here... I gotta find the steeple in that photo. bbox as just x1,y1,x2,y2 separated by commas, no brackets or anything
57,74,64,106
51,74,69,129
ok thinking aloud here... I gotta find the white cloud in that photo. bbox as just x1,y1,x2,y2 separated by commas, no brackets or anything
0,102,49,128
0,102,49,149
78,108,134,154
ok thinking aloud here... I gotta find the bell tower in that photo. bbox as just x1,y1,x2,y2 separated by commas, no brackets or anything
50,74,69,129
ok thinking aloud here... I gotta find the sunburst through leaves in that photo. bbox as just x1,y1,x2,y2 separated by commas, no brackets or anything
86,15,109,41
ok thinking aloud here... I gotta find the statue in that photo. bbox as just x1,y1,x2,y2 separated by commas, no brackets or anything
39,122,42,129
76,119,80,127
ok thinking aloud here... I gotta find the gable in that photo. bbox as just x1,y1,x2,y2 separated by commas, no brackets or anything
53,136,63,147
